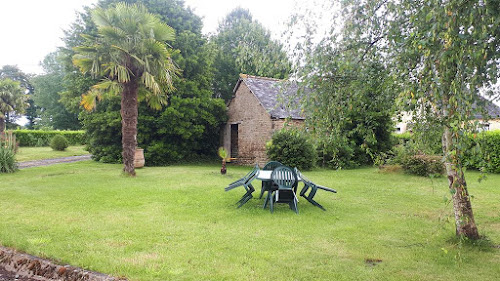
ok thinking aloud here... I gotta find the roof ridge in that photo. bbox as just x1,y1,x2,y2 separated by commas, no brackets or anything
239,73,283,82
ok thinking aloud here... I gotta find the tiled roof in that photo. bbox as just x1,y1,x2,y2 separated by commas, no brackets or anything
473,96,500,119
235,74,305,119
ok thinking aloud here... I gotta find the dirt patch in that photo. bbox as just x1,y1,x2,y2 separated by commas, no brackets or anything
0,246,125,281
365,258,383,267
18,155,92,169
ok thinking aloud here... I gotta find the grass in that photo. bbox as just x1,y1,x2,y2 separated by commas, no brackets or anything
0,162,499,280
15,146,89,162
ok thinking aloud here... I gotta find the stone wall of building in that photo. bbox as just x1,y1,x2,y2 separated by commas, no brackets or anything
222,83,304,166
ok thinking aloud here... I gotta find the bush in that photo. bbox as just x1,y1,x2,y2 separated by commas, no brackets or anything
266,129,316,170
50,135,69,151
463,130,500,173
0,132,18,173
316,136,356,169
82,97,227,165
12,130,85,147
401,154,444,177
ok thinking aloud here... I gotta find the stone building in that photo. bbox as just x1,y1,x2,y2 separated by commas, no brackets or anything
221,74,305,165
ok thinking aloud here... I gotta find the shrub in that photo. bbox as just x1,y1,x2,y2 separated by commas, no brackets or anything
12,130,85,147
82,97,227,165
316,136,356,169
401,154,444,177
0,132,18,173
463,131,500,173
266,129,316,170
50,135,69,151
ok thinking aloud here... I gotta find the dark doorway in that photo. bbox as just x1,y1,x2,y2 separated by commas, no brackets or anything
230,124,238,158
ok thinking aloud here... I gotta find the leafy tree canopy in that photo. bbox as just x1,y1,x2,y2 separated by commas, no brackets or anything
289,2,396,169
61,0,227,166
0,65,35,128
212,7,291,100
30,52,81,130
0,78,27,133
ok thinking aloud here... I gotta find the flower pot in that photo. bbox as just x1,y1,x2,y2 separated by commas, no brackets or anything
134,148,145,168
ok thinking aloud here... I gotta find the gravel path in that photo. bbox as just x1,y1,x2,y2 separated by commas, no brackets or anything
18,155,92,169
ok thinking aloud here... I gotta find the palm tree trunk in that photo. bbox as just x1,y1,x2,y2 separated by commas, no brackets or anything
121,79,139,176
442,127,479,239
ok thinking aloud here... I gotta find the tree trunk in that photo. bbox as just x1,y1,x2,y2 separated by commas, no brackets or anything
442,127,480,239
121,79,139,176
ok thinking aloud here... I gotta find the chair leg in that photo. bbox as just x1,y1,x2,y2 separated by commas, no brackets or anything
263,192,270,209
259,185,265,199
237,192,249,204
269,191,274,213
303,195,326,211
293,197,299,214
237,193,253,208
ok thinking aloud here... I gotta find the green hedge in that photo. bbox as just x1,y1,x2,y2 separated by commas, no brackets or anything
463,130,500,173
11,130,85,147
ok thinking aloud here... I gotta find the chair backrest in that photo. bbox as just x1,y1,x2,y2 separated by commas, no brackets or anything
272,166,296,190
294,167,311,185
244,164,260,181
263,161,283,171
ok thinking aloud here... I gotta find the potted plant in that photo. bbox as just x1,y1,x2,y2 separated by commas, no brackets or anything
218,147,229,174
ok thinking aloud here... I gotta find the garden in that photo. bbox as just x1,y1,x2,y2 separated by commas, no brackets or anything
1,0,500,280
1,156,500,280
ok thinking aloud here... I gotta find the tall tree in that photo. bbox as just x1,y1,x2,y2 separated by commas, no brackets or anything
212,8,291,101
289,2,396,169
388,0,499,239
0,78,27,134
30,52,81,130
0,65,35,128
73,3,178,176
60,0,226,166
334,0,500,239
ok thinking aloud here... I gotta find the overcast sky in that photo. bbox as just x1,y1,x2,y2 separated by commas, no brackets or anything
0,0,300,75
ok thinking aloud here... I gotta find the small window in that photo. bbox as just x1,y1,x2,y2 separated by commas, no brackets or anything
478,123,490,132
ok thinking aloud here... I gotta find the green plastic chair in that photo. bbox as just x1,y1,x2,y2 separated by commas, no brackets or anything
259,161,283,200
295,168,337,211
268,166,298,214
225,164,259,208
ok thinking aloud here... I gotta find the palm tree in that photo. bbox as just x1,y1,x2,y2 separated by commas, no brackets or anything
0,78,26,135
73,3,178,176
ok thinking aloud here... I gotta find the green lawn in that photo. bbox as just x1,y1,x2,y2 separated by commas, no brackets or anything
0,162,499,281
15,146,89,162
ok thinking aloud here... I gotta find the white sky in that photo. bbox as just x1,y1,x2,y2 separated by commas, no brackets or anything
0,0,299,75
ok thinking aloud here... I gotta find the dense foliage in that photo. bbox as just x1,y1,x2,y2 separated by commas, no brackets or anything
212,8,291,101
64,0,227,166
12,130,85,147
50,135,69,151
463,131,500,173
0,66,35,129
0,77,27,134
73,3,181,175
291,16,396,169
30,53,81,130
266,128,316,170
